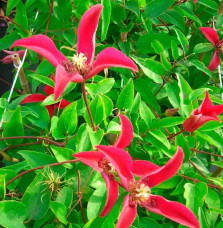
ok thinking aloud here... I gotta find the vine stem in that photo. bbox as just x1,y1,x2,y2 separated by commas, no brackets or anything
81,82,96,131
6,159,78,186
77,170,86,224
167,129,185,140
0,136,64,147
45,0,54,35
0,15,28,34
179,174,221,190
191,148,223,158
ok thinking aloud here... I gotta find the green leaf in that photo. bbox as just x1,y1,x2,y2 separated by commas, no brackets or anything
173,28,189,54
144,0,175,18
193,43,214,53
14,2,28,35
87,183,106,220
184,182,208,215
0,201,27,228
101,0,111,41
97,78,115,95
198,208,209,228
56,187,73,208
100,94,113,120
22,171,51,220
131,56,163,83
130,93,141,114
0,32,20,51
189,59,211,76
139,217,162,228
149,129,171,149
174,5,201,26
151,40,164,54
139,101,155,127
29,74,55,87
134,77,160,112
57,102,78,135
51,146,74,169
151,117,184,128
53,0,72,21
84,96,104,125
175,134,190,161
77,124,92,152
87,126,104,147
3,106,24,145
6,0,20,16
0,175,6,200
50,201,68,224
116,79,134,110
160,52,172,70
125,0,140,16
171,39,179,61
198,0,218,10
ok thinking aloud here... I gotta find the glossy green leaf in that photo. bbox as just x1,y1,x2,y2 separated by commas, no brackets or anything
0,201,27,228
193,43,214,53
56,187,73,209
22,171,51,220
171,39,179,61
189,59,211,76
173,28,189,54
3,106,24,145
144,0,175,18
0,175,6,200
53,0,72,21
50,201,68,224
151,40,164,54
116,79,134,110
29,74,55,88
6,0,21,16
101,0,111,41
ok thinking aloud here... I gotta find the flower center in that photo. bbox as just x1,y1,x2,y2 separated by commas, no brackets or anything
98,159,116,175
128,182,151,205
216,43,223,54
72,53,88,73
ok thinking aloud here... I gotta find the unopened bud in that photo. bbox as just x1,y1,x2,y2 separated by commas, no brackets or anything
165,108,179,117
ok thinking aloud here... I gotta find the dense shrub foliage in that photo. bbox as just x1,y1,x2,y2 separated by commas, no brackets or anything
0,0,223,227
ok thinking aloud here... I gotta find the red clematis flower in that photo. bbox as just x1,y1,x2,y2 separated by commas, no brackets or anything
183,90,223,132
1,50,25,64
73,115,133,217
97,146,200,228
199,27,222,71
21,75,70,118
11,4,138,101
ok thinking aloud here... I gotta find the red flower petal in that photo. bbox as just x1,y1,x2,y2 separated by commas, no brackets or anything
44,84,54,96
132,160,160,177
46,105,55,119
77,4,103,64
199,27,219,47
140,147,184,188
96,145,133,190
113,115,133,149
54,65,83,101
85,47,138,80
198,91,213,114
100,172,119,217
207,49,220,71
21,94,46,104
73,151,104,172
1,50,26,64
212,104,223,115
11,35,68,67
116,195,137,228
141,195,200,228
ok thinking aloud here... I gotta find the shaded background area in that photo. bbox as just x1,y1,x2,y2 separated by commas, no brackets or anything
0,0,14,96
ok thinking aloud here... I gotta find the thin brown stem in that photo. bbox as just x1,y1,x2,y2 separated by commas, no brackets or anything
0,77,22,94
219,0,223,15
179,174,221,190
157,17,172,35
77,170,86,224
6,159,78,186
0,15,28,34
0,136,64,147
2,141,41,153
191,148,223,158
188,159,214,185
45,0,54,35
167,129,185,140
81,82,96,131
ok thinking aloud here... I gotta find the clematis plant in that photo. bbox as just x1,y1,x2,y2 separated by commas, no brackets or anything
183,90,223,132
97,146,200,228
20,75,70,118
11,4,138,101
199,27,222,71
73,115,133,216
